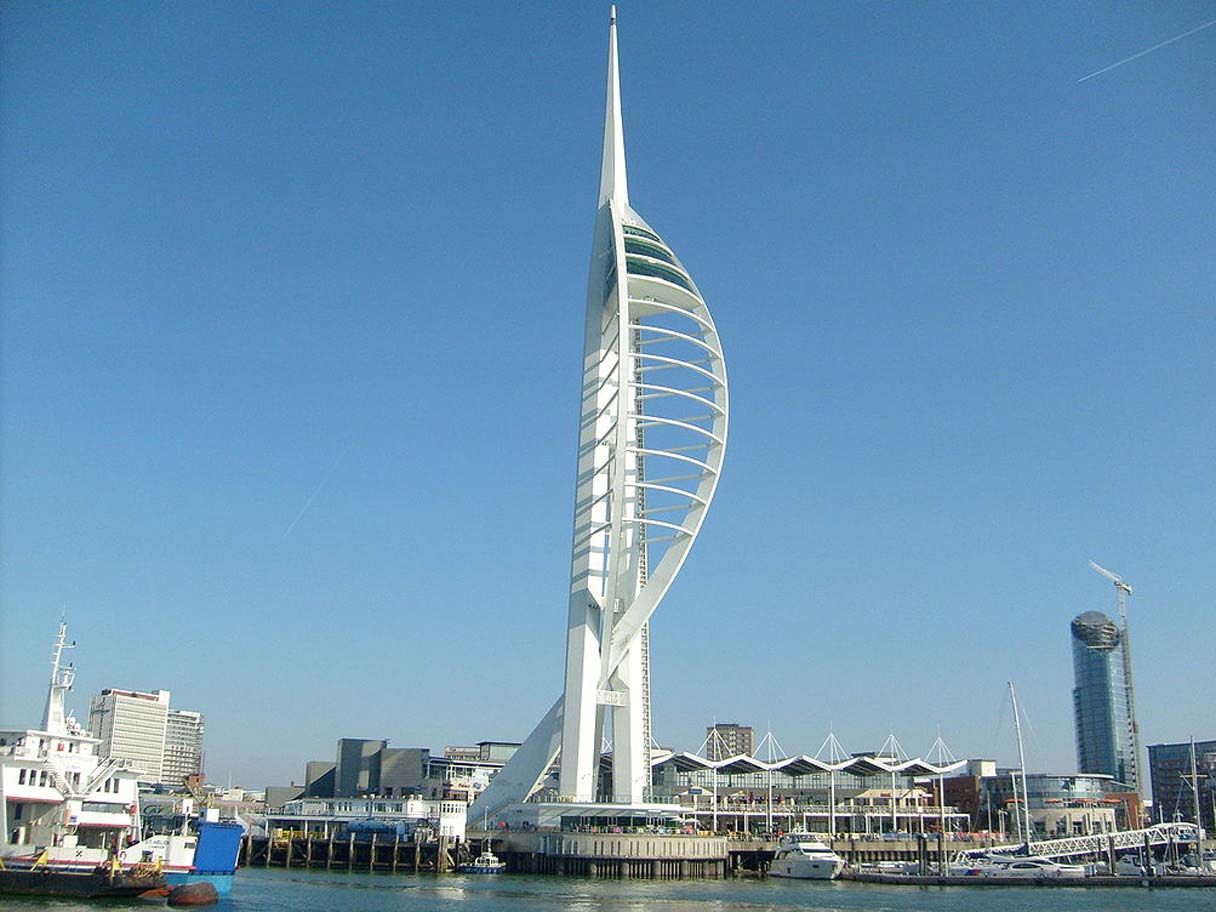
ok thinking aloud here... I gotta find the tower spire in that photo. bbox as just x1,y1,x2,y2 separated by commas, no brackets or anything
598,6,628,208
466,7,728,822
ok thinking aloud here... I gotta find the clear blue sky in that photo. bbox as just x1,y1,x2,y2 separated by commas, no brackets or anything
2,2,1213,789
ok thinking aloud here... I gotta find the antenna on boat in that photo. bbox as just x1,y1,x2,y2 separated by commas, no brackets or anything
43,620,78,734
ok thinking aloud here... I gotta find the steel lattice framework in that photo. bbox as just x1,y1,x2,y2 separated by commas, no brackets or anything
959,822,1203,862
469,8,727,820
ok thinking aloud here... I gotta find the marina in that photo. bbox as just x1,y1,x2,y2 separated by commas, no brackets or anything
1,7,1213,912
237,827,1216,886
8,867,1216,912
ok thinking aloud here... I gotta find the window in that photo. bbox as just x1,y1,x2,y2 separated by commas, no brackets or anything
624,237,678,266
625,256,695,294
622,224,662,243
18,769,25,785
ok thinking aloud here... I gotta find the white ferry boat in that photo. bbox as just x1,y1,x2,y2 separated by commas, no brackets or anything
769,832,845,880
0,623,240,897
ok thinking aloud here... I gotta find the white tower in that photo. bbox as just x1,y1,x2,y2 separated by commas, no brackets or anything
470,8,728,818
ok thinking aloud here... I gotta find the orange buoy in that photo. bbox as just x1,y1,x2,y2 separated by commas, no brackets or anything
167,882,220,906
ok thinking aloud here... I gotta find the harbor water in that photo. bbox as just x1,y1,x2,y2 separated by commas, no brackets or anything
2,868,1211,912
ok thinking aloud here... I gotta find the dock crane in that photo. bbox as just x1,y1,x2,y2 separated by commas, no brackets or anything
1088,560,1142,799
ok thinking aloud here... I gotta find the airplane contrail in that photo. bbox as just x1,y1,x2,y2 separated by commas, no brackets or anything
1079,17,1216,82
283,448,347,537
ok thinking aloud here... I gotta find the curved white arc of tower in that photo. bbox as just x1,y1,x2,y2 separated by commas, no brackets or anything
599,207,728,685
467,9,725,821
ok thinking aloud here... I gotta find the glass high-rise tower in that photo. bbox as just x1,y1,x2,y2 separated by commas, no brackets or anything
1071,610,1139,792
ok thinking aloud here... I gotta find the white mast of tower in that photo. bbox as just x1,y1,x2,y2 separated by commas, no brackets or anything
468,7,727,821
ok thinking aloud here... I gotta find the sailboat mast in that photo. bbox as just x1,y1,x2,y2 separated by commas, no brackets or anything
1008,682,1033,848
1190,737,1202,830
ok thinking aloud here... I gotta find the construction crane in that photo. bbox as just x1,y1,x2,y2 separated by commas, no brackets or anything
1088,560,1142,798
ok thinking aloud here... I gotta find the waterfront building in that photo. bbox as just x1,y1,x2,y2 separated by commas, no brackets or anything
334,738,387,796
269,738,512,807
705,724,754,760
477,741,521,763
87,687,171,782
161,709,204,787
1148,739,1216,830
303,759,336,797
942,763,1137,838
445,743,520,763
264,795,468,840
650,749,968,835
982,771,1124,839
1071,610,1139,792
469,6,728,824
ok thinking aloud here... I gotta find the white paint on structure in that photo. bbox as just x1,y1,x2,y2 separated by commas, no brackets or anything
470,7,728,821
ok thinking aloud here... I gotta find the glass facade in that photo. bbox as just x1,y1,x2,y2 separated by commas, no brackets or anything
983,772,1120,838
1071,610,1137,791
1148,739,1216,829
623,237,679,266
625,255,695,293
622,223,663,243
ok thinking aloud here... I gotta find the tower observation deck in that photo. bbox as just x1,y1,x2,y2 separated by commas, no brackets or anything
469,8,728,821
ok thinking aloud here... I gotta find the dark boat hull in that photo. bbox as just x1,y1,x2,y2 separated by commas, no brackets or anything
0,867,165,898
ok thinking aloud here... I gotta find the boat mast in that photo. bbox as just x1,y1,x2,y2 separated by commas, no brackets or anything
1190,737,1202,832
1008,682,1033,849
42,620,76,735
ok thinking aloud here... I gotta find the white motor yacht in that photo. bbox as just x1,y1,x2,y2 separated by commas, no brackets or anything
981,856,1087,878
769,832,845,880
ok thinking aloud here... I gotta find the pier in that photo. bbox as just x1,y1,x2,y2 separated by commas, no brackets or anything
240,830,1215,883
240,833,460,873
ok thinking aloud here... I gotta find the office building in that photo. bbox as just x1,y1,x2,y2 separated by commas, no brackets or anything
334,738,387,796
88,688,171,782
162,709,204,786
706,723,755,760
1071,611,1139,791
1148,739,1216,830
